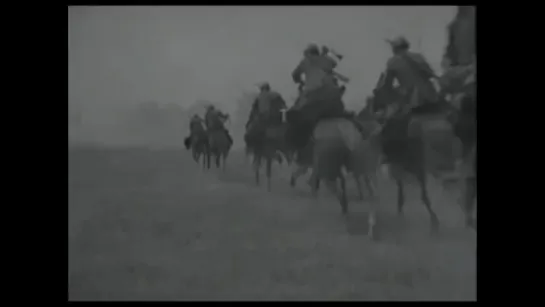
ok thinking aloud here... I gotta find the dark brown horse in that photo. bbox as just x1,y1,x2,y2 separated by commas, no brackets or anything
184,127,210,171
289,104,382,199
310,118,384,240
207,128,232,172
371,79,466,233
245,123,293,191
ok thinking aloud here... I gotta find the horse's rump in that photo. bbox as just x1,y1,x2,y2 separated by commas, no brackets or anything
313,118,382,178
184,136,192,150
408,114,453,138
355,118,382,140
407,114,461,172
190,130,208,147
313,136,349,179
208,129,231,154
314,118,364,152
313,118,363,178
264,124,287,140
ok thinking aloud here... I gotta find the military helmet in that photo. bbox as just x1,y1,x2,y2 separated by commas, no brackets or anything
321,45,330,54
304,43,320,55
257,82,270,90
386,36,410,50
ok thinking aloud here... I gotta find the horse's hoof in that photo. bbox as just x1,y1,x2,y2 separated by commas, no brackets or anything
341,206,349,217
368,230,378,242
466,218,476,230
431,219,440,234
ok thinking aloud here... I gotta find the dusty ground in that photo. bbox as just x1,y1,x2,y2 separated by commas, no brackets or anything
68,144,476,301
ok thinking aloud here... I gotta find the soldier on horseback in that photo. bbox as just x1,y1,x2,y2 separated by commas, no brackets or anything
184,114,207,161
245,82,287,143
244,82,289,167
286,43,359,162
440,6,475,106
205,105,233,145
321,45,349,96
380,36,440,114
376,35,461,171
189,113,205,136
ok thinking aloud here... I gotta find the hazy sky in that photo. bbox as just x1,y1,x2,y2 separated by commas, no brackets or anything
68,6,455,114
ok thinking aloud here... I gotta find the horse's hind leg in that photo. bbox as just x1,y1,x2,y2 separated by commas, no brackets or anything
338,174,348,215
363,174,380,241
254,155,261,186
290,164,308,188
462,177,477,230
396,179,405,216
354,173,364,201
215,154,221,169
266,157,272,192
309,171,320,198
222,154,227,173
307,168,319,187
416,171,439,232
324,174,348,216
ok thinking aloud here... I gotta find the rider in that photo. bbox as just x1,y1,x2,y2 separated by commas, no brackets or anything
185,114,205,149
245,82,287,146
442,6,476,161
204,105,233,145
190,114,204,130
441,6,476,107
245,82,287,139
381,36,439,115
286,43,356,159
321,45,348,96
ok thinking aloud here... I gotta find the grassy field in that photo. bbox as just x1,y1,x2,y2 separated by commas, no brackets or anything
68,144,476,301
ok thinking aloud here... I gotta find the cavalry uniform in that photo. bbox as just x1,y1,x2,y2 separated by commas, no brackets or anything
321,45,349,92
285,44,364,162
440,6,476,107
205,106,233,145
185,114,206,150
245,83,287,143
286,44,347,154
190,115,205,135
382,37,439,111
290,44,345,121
205,106,227,131
379,36,459,171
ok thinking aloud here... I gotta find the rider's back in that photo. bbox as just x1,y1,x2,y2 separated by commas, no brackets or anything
190,118,204,134
256,91,282,115
205,109,225,131
387,51,438,104
298,55,337,92
447,15,475,66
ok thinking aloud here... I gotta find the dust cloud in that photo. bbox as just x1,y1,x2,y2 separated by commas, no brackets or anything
68,6,455,148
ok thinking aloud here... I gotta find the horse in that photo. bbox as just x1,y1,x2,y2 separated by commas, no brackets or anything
289,104,383,199
184,128,210,170
207,128,232,172
245,141,291,166
245,123,292,192
370,80,468,234
441,72,477,229
310,117,384,240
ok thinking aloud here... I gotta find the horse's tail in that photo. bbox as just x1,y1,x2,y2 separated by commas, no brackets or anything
184,136,192,150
